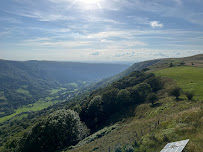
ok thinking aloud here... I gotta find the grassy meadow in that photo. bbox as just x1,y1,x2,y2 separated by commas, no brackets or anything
0,98,60,123
0,87,70,123
154,66,203,100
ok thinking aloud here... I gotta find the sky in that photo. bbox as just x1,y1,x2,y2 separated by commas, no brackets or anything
0,0,203,62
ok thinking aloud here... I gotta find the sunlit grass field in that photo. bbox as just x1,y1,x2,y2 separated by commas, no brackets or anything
0,99,60,123
154,66,203,100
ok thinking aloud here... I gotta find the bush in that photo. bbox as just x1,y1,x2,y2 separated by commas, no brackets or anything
87,95,102,117
169,87,182,100
131,83,152,103
185,92,194,100
146,77,163,92
117,89,131,106
21,109,89,152
147,93,158,105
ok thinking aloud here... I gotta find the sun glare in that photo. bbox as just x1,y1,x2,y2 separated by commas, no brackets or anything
80,0,100,4
78,0,102,9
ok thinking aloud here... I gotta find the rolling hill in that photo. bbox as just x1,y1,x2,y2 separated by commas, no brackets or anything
0,54,202,152
0,60,129,117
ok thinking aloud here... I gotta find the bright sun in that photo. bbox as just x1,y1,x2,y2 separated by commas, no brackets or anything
79,0,100,4
78,0,102,9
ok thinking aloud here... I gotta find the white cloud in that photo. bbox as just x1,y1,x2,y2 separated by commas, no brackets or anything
150,21,164,28
90,52,100,56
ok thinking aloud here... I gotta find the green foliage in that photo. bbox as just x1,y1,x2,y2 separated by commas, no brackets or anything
19,109,89,152
169,87,182,100
146,77,163,92
117,89,131,105
80,71,162,132
147,93,158,105
185,91,194,100
88,95,102,116
102,88,119,115
131,83,152,103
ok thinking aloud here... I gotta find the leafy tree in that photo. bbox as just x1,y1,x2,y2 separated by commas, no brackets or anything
102,88,119,115
169,87,182,100
131,83,152,103
146,77,163,92
21,109,89,152
117,89,131,106
87,95,102,117
112,81,124,89
72,104,82,113
147,93,158,105
185,92,194,100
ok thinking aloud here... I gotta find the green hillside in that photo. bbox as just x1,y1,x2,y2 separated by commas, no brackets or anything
154,66,203,100
0,60,129,118
64,64,203,152
67,99,203,152
0,54,202,152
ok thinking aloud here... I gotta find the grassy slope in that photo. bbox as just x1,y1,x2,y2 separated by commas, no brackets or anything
66,62,203,152
154,66,203,100
0,87,68,123
0,98,60,123
66,98,203,152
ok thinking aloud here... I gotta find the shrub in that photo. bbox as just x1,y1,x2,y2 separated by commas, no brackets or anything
146,77,163,92
185,92,194,100
87,95,102,117
117,89,131,106
169,87,182,100
147,93,158,105
21,109,89,152
131,83,152,103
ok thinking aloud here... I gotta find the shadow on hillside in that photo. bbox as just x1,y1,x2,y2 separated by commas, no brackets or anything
103,105,137,128
176,98,184,101
150,102,162,108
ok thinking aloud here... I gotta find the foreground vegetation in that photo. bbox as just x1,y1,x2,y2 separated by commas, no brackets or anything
0,54,202,152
